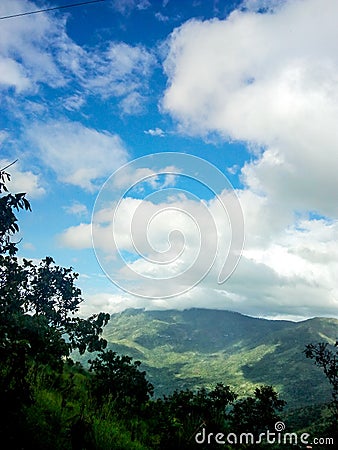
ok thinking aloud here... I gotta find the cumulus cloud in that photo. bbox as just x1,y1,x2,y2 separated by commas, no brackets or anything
59,223,92,249
162,0,338,218
40,0,338,319
78,291,147,317
26,120,129,191
60,182,338,318
223,216,338,319
5,0,336,319
78,288,238,318
149,0,338,318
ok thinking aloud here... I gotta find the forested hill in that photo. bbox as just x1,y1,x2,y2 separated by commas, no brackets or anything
102,308,338,408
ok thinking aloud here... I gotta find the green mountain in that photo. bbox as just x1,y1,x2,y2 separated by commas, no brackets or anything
101,308,337,409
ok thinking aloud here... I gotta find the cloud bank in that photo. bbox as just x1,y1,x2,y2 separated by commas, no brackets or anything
73,0,338,319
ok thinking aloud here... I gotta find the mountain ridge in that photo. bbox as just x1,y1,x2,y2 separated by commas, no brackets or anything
101,307,337,408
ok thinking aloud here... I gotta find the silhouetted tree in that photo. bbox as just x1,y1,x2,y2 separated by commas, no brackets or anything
89,349,154,415
0,162,110,446
151,383,237,449
230,385,286,434
304,342,338,436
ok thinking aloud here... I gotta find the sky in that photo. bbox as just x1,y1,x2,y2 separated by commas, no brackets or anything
1,0,338,321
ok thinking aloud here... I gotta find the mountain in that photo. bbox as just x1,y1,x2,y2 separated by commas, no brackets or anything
101,308,338,409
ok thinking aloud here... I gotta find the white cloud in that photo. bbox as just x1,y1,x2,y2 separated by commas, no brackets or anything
4,0,336,319
155,12,169,22
242,0,286,12
69,0,338,318
26,120,129,191
107,42,153,77
60,185,338,318
59,223,92,249
119,92,145,115
144,127,165,137
78,291,150,317
162,0,338,218
64,201,89,217
0,1,156,113
62,190,231,297
156,0,338,317
81,42,156,104
63,93,86,111
0,0,66,93
226,164,239,175
0,57,31,92
112,165,177,190
0,158,45,198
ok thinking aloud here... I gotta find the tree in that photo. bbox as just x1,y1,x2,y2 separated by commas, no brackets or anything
89,349,154,414
150,383,237,449
0,162,110,445
230,385,286,434
304,342,338,432
0,162,110,363
0,160,31,255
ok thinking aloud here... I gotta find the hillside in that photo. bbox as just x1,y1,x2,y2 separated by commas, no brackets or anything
102,308,338,408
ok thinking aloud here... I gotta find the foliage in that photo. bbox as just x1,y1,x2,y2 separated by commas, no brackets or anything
0,160,31,255
0,162,110,447
304,341,338,439
89,349,154,415
93,308,337,407
304,343,338,411
147,383,237,449
230,385,286,434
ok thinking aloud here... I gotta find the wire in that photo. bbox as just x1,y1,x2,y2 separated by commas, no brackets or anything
0,160,18,172
0,0,105,20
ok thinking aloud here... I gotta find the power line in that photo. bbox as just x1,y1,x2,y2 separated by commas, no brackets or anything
0,0,105,20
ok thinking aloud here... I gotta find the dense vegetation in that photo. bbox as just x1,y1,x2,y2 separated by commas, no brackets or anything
0,163,336,449
100,309,337,407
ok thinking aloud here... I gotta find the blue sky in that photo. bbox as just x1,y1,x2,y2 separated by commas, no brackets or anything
1,0,338,320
